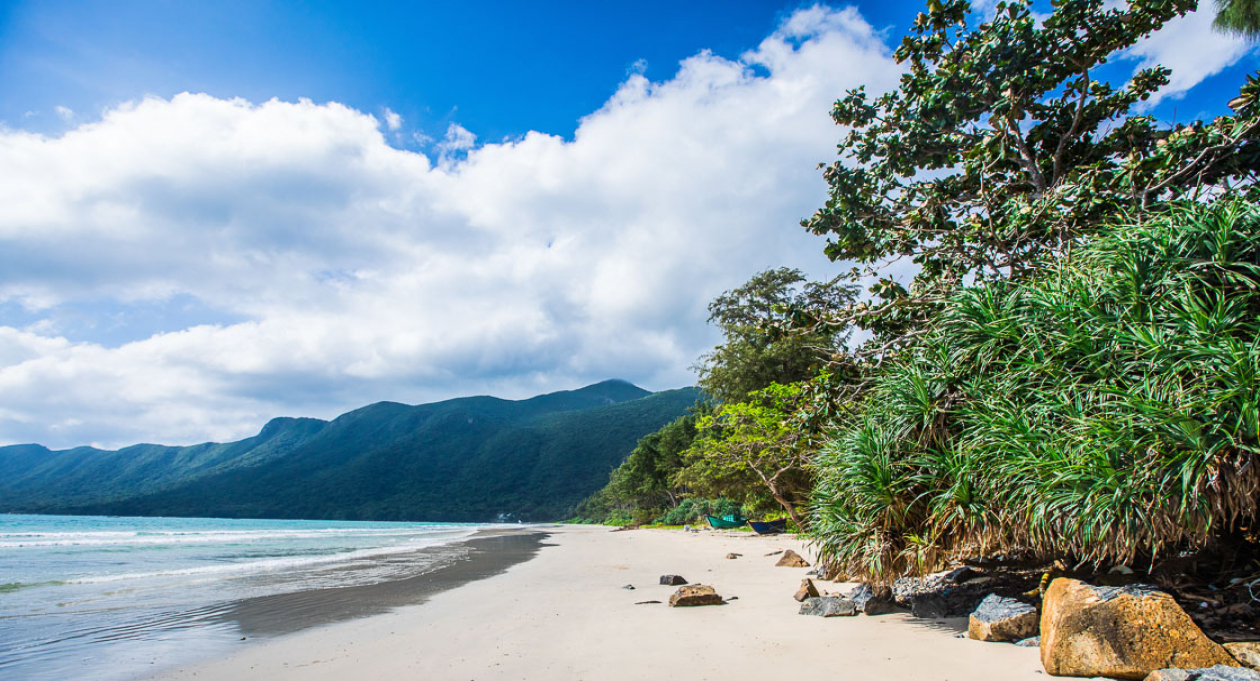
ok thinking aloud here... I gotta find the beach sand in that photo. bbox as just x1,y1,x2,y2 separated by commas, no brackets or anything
146,525,1049,680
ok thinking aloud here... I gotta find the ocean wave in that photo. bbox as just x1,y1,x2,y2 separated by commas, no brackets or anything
0,525,475,549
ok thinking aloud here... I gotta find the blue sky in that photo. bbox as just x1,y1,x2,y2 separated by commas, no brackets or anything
0,1,1256,448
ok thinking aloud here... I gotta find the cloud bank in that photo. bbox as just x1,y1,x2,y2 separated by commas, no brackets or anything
0,6,901,448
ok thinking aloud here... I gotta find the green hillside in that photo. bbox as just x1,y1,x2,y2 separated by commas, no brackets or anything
0,380,700,521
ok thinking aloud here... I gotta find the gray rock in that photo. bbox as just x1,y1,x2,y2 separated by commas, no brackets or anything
892,575,993,618
1144,665,1260,681
799,596,858,617
968,594,1039,642
659,575,688,586
1016,637,1041,648
848,583,901,615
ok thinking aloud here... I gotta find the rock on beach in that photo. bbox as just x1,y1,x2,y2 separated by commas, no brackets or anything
968,594,1038,642
668,584,724,607
799,596,857,617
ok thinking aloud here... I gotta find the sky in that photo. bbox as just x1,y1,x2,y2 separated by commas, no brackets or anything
0,0,1256,449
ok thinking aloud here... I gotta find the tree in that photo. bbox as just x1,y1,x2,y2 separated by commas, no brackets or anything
802,0,1260,349
695,268,855,403
678,383,818,528
1215,0,1260,36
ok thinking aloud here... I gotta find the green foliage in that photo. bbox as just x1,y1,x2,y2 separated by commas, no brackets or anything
678,382,822,527
1215,0,1260,36
802,0,1260,344
809,203,1260,581
655,497,744,526
1,381,698,522
695,267,855,403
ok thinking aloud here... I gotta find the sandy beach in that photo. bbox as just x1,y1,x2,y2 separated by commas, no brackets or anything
144,524,1049,681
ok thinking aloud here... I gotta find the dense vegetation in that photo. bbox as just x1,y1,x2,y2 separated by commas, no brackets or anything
0,380,698,522
576,0,1260,587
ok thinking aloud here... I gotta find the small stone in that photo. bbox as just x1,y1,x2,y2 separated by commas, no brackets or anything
776,550,810,568
659,574,688,586
968,594,1039,642
1016,637,1041,648
726,553,742,559
1225,643,1260,671
669,584,724,607
622,584,635,590
799,596,857,617
1144,665,1260,681
794,578,821,602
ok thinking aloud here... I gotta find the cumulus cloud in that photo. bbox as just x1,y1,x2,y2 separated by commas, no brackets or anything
0,6,902,449
383,107,403,131
1125,0,1256,105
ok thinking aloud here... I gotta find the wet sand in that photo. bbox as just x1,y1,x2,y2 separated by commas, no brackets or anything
146,525,1049,681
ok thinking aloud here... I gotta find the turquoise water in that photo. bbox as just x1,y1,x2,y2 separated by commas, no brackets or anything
0,514,489,680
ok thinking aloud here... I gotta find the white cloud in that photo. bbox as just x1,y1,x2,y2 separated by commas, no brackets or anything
383,107,402,131
1125,0,1256,105
0,6,902,449
54,105,73,121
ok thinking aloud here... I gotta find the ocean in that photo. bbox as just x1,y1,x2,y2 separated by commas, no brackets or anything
0,513,498,681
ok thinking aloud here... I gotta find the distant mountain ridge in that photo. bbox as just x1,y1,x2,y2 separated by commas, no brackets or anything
0,380,699,521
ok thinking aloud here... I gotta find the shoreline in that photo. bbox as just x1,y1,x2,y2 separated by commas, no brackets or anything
144,525,1048,681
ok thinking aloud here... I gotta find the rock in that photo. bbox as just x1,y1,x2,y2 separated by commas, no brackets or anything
1226,644,1260,671
1016,637,1041,648
808,562,847,581
848,583,901,615
1144,665,1260,681
794,578,821,602
1041,578,1239,680
776,550,810,568
968,594,1039,642
943,566,980,584
659,574,688,586
892,575,997,618
799,596,857,617
622,584,635,590
726,553,742,559
668,584,724,607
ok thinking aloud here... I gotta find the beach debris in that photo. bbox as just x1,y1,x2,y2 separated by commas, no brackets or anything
622,584,636,590
1041,578,1239,679
668,584,724,607
1226,643,1260,670
726,552,742,560
659,574,688,586
794,578,821,602
765,550,784,556
635,600,663,605
808,562,846,581
968,594,1038,642
799,595,857,617
1016,636,1041,648
775,550,810,568
848,583,900,615
1144,666,1260,681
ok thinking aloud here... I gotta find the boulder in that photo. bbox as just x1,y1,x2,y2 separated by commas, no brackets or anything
776,550,810,568
892,575,991,618
1225,644,1260,671
968,594,1039,642
668,584,724,607
794,578,820,602
1144,666,1260,681
799,596,857,617
848,583,901,615
659,574,688,586
726,552,742,560
1040,578,1239,680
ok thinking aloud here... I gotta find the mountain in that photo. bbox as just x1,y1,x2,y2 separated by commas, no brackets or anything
0,380,700,521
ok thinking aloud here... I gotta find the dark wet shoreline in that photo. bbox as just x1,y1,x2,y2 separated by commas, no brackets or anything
215,529,553,638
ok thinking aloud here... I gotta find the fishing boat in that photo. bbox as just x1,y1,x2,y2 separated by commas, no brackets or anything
747,518,788,535
704,514,746,529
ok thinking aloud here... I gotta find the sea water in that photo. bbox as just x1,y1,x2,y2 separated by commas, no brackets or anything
0,513,490,681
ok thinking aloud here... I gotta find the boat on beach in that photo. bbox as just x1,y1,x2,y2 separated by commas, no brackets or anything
704,514,746,529
747,518,787,535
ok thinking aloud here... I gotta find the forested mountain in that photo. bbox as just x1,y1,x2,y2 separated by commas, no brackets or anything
0,380,699,521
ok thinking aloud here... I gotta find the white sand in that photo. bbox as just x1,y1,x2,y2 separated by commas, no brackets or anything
146,525,1049,680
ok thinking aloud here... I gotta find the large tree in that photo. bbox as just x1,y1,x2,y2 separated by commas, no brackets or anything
1215,0,1260,36
802,0,1260,348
